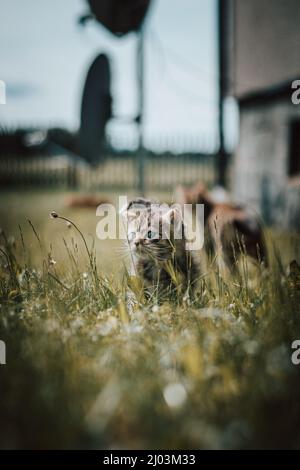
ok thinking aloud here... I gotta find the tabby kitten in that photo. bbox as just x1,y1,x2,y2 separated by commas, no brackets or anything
122,198,199,300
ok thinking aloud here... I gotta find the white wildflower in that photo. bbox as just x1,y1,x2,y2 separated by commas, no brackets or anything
163,382,187,409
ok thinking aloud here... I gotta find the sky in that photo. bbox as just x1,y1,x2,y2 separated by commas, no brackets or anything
0,0,236,151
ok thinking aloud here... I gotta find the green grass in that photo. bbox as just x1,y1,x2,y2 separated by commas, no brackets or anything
0,190,300,449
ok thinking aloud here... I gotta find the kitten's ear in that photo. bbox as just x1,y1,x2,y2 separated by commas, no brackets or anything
162,205,183,225
126,209,139,220
119,205,137,221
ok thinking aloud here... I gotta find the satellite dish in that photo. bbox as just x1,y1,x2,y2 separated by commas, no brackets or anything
79,53,112,166
84,0,152,36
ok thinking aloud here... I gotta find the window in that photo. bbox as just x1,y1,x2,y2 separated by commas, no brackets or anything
289,120,300,177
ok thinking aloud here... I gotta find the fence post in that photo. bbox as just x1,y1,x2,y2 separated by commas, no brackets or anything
67,161,77,190
137,28,145,196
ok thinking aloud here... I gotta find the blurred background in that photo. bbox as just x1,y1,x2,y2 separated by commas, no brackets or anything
0,0,299,232
1,1,300,451
0,0,224,149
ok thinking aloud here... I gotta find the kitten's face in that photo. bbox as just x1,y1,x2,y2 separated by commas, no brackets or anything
123,201,180,262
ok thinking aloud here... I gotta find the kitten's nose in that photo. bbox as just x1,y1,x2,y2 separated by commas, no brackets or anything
134,236,143,246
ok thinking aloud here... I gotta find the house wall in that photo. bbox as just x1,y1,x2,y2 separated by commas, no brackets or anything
232,0,300,98
232,98,300,230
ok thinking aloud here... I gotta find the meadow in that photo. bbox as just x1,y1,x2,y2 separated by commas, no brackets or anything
0,190,300,449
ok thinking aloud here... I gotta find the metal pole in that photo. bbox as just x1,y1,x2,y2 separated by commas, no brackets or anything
217,0,227,187
137,28,145,196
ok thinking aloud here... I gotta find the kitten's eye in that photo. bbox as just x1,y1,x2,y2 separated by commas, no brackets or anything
147,230,158,240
